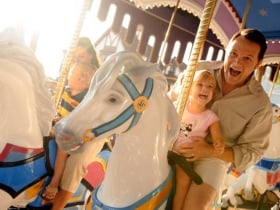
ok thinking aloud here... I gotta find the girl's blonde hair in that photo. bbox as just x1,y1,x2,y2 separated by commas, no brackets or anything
193,69,216,89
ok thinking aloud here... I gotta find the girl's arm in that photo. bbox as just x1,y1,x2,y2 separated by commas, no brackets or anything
209,121,225,154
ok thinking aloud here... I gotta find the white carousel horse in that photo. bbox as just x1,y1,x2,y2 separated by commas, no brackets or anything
0,32,55,209
220,104,280,209
54,51,180,209
0,30,108,210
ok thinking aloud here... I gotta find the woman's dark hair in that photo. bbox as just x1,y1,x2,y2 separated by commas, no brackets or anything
77,37,100,67
230,28,267,61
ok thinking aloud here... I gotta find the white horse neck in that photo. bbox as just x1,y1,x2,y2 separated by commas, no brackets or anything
97,107,171,207
0,61,43,152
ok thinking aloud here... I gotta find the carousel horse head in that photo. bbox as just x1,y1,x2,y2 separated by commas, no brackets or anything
0,30,55,209
55,51,180,209
55,51,180,151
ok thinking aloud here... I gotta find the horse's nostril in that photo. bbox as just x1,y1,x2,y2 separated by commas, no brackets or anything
59,135,72,142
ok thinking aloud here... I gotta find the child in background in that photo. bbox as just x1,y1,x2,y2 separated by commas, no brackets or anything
57,62,95,117
42,62,96,201
171,70,225,210
72,37,100,68
46,37,100,96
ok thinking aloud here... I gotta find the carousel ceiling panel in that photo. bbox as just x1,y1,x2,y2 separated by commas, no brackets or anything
131,0,280,40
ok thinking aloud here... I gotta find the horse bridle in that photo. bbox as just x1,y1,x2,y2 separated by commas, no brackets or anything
83,74,154,142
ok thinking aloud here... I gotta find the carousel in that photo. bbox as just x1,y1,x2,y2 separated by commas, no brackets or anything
0,0,280,209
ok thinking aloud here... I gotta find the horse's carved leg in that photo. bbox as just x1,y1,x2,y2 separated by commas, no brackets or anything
243,167,256,200
221,172,249,208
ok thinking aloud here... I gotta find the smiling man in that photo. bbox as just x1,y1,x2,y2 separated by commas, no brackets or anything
171,28,273,210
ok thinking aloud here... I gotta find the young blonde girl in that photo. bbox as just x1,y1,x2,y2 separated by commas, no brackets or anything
171,70,225,210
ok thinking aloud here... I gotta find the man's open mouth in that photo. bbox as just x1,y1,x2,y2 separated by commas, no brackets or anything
230,67,241,77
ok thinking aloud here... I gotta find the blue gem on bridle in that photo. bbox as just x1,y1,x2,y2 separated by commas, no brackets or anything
84,74,153,142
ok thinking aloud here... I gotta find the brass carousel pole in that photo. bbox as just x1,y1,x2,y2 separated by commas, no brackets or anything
268,63,280,98
157,0,180,64
240,0,252,30
176,0,217,118
30,30,40,52
54,0,92,108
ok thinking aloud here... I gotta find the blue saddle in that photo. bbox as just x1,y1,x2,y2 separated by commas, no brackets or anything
1,137,105,210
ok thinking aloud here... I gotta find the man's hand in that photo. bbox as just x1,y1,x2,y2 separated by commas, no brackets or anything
172,136,216,161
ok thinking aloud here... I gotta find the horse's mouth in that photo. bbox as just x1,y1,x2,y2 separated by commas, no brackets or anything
68,130,96,151
55,132,83,152
69,142,83,151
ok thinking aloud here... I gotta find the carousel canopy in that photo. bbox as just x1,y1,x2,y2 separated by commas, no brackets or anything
130,0,280,64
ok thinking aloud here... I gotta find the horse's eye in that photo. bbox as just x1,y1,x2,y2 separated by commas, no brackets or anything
106,92,122,104
108,97,117,103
